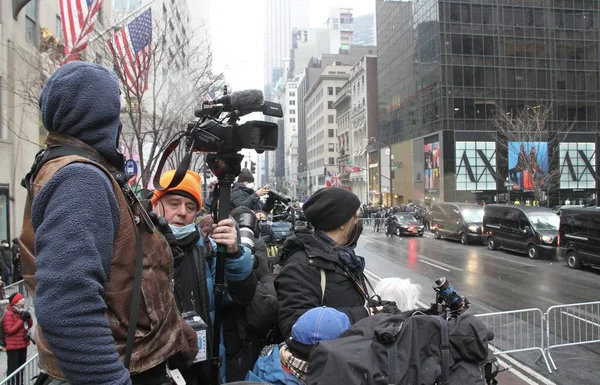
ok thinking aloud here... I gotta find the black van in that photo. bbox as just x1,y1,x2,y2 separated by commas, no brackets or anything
431,203,484,245
558,207,600,269
483,205,559,259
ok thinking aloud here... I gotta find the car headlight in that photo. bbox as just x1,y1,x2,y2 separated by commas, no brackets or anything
468,225,478,233
541,235,553,243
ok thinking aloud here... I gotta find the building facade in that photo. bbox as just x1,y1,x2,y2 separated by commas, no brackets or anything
353,13,376,46
327,7,354,53
376,0,600,206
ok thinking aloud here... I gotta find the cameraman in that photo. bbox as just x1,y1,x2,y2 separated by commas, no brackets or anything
152,170,256,385
231,168,276,213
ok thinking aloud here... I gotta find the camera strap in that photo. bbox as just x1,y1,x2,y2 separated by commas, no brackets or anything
152,134,192,192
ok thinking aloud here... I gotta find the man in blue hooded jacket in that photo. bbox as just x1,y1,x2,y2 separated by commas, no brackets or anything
152,169,256,384
19,61,197,385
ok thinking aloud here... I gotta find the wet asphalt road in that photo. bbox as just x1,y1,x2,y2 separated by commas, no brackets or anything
356,226,600,385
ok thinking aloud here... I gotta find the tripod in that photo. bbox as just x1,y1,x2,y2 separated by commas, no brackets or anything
207,152,243,385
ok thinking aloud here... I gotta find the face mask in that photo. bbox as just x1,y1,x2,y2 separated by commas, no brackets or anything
245,182,255,189
12,304,24,313
346,221,363,248
169,223,197,240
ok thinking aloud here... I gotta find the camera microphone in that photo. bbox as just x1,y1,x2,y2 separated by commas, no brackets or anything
202,89,264,110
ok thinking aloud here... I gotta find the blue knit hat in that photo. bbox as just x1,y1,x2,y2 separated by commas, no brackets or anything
291,307,351,345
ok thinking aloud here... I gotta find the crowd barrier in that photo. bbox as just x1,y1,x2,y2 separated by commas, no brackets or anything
475,308,552,373
545,300,600,371
0,354,39,385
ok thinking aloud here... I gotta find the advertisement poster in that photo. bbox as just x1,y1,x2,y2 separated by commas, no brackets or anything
559,142,596,190
508,142,548,191
455,141,497,191
424,137,440,194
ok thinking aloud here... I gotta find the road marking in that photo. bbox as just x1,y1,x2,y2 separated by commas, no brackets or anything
561,311,600,328
488,345,558,385
419,259,450,272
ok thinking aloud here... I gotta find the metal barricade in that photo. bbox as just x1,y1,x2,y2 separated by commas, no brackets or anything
545,300,600,371
476,308,552,373
0,353,40,385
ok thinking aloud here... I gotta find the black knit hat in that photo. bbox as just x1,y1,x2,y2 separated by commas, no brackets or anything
303,187,361,231
238,168,254,183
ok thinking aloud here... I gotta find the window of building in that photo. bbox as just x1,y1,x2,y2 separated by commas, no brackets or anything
56,14,62,38
328,129,334,138
335,87,341,94
289,92,296,97
329,157,335,165
328,101,333,109
25,0,38,45
328,87,334,95
290,100,296,106
290,117,296,123
328,115,334,124
290,109,296,115
328,143,335,152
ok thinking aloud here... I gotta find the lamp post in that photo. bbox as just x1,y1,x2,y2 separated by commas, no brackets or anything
505,177,512,204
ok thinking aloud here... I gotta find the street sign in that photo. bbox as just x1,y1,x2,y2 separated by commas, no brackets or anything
125,159,138,175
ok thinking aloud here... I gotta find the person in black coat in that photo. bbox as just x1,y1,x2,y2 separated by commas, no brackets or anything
230,168,276,213
275,187,371,339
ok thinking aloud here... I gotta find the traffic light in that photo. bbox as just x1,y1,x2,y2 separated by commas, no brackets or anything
251,161,256,174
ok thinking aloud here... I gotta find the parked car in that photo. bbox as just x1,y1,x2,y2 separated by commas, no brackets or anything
483,205,558,259
430,203,484,245
389,214,424,237
558,207,600,269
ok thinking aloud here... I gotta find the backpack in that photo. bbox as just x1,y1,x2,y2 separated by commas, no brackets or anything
307,312,498,385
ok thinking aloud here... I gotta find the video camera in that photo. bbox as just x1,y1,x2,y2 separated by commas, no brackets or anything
190,89,282,154
433,277,470,317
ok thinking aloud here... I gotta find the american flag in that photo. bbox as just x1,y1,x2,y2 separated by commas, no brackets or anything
60,0,103,63
108,8,153,96
202,89,216,102
326,171,341,187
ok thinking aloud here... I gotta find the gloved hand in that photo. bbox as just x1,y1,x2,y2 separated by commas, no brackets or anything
148,212,184,262
177,322,199,369
21,311,31,321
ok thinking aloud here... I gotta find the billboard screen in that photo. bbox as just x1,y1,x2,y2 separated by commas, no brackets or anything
424,138,440,194
559,142,596,190
455,141,497,191
508,142,548,191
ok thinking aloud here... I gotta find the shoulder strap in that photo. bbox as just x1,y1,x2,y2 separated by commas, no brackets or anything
437,316,450,385
22,144,96,198
124,227,143,370
320,268,326,305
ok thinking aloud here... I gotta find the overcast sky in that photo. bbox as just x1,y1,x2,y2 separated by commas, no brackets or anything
209,0,375,92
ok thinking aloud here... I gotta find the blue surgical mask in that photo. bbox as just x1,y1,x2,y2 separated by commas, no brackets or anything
169,223,197,240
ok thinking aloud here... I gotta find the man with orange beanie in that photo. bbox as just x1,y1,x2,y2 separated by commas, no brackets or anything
152,170,256,385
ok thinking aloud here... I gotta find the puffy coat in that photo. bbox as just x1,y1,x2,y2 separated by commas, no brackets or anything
3,305,32,350
274,229,369,338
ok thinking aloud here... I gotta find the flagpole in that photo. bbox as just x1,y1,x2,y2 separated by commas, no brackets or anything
89,0,159,44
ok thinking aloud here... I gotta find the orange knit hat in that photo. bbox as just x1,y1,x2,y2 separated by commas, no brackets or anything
151,170,203,209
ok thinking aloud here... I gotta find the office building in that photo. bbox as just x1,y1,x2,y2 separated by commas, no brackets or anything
327,7,354,54
302,47,377,194
333,55,378,203
353,13,376,46
376,0,600,206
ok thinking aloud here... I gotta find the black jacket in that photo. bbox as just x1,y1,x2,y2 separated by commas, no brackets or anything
274,229,369,338
230,183,275,213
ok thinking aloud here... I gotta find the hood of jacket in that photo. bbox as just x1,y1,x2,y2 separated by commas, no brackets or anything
39,61,123,169
280,228,339,265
